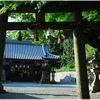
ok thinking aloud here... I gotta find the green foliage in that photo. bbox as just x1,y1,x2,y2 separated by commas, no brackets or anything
61,34,74,67
42,63,49,68
0,1,22,14
0,1,47,14
6,30,47,45
85,44,97,60
42,62,50,71
6,30,30,40
45,12,72,22
9,13,36,22
55,62,75,72
87,64,92,71
34,1,47,12
47,36,63,55
82,10,100,21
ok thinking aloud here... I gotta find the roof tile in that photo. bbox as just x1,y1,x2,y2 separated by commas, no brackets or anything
4,39,60,61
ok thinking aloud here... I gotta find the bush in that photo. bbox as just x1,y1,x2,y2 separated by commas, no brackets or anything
54,62,75,72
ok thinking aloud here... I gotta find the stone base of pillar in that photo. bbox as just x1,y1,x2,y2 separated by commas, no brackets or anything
90,68,100,93
39,71,50,84
1,69,6,83
50,81,56,84
90,85,100,93
0,83,6,93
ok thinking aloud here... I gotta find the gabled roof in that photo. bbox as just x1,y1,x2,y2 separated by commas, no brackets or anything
4,39,60,62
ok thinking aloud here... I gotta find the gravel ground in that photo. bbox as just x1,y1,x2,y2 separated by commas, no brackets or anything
0,82,100,99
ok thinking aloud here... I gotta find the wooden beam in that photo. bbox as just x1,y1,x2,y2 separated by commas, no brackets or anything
84,21,100,29
6,21,100,30
9,4,37,13
6,22,74,30
9,1,100,13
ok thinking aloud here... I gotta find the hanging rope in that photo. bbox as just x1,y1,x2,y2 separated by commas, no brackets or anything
57,30,65,44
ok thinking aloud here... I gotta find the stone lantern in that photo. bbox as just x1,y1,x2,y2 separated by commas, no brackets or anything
89,51,100,93
1,69,6,83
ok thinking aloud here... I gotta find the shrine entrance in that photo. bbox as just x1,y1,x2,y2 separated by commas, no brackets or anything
6,64,32,82
5,64,41,82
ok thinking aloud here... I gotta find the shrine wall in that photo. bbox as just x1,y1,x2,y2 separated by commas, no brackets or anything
50,72,76,83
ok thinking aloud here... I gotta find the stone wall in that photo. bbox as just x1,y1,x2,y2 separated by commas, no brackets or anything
50,72,76,83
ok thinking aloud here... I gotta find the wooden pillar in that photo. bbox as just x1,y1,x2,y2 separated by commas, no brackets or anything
35,12,45,41
36,12,45,22
73,10,90,99
31,64,35,82
0,12,8,93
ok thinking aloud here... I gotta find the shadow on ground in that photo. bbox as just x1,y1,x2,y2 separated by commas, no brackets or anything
0,92,41,99
0,92,77,99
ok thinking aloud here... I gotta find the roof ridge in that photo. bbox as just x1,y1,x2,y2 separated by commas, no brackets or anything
6,39,35,45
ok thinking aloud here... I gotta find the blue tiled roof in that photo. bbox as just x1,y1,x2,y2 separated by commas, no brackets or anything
4,39,60,61
43,42,60,60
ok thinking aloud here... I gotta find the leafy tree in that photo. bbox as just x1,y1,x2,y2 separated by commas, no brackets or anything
47,36,63,55
0,1,47,14
45,12,72,22
61,32,74,67
9,13,36,22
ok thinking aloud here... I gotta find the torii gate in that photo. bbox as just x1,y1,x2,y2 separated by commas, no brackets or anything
0,1,100,99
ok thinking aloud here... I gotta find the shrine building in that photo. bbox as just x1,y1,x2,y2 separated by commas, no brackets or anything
3,39,60,82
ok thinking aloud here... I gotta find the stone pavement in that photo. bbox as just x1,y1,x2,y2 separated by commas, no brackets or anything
0,82,100,99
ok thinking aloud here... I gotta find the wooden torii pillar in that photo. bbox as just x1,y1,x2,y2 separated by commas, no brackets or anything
0,12,8,93
73,10,90,99
35,11,45,41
